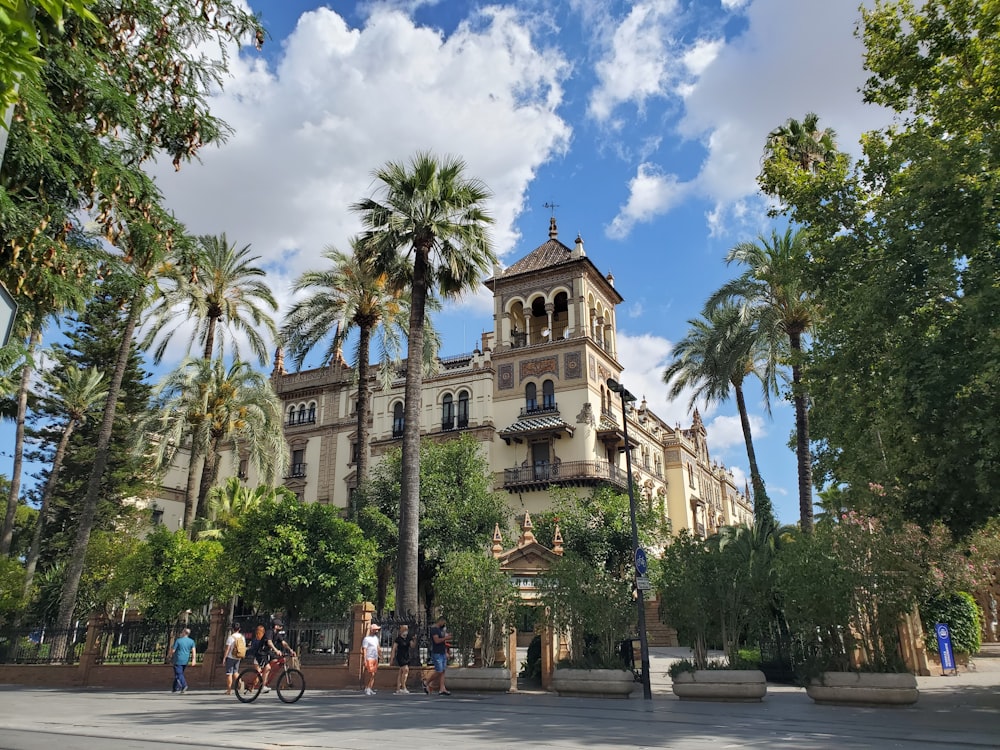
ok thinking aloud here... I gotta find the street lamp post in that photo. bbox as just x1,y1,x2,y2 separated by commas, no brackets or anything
607,377,653,701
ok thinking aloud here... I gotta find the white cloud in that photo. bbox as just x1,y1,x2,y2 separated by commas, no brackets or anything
605,163,685,239
150,6,572,307
705,412,767,453
587,0,681,122
682,38,723,76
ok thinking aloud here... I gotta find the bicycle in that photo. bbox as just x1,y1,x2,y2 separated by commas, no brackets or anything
234,654,305,703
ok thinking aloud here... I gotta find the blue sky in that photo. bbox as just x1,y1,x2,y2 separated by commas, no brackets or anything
5,1,895,526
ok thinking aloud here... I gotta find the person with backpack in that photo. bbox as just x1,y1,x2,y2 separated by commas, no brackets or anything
222,623,246,695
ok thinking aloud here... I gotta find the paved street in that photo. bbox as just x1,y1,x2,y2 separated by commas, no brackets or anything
0,649,997,750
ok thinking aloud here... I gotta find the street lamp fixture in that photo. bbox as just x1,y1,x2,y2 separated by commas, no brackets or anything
606,377,653,701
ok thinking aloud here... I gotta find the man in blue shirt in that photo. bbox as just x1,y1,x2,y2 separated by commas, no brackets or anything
169,628,197,694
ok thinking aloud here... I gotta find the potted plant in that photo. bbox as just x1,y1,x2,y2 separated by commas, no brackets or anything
774,513,924,705
433,551,517,692
538,554,636,698
658,528,768,701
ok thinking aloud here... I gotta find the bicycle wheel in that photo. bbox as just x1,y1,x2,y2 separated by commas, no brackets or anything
235,668,263,703
276,668,305,703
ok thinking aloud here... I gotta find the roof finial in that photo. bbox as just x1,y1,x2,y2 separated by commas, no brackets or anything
273,347,286,375
553,523,564,556
491,523,504,558
518,511,536,544
548,215,558,239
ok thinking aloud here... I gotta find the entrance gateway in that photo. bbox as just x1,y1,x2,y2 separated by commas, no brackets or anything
492,512,564,690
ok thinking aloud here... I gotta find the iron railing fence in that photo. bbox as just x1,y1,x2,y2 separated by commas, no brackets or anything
0,624,88,665
371,611,431,666
95,619,209,665
232,615,353,665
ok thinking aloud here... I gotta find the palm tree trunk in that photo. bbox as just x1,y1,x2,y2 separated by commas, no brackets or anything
202,316,217,361
183,447,203,536
733,380,773,527
789,331,813,533
23,418,77,598
397,247,428,616
54,291,141,637
1,329,40,555
195,438,222,534
356,324,372,483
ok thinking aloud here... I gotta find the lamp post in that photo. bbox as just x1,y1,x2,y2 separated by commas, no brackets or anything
607,377,652,701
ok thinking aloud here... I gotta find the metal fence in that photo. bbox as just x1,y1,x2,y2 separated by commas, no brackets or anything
95,620,210,665
371,611,431,666
0,624,88,665
232,615,353,665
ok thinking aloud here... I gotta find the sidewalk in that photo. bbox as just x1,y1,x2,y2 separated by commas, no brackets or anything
0,648,995,749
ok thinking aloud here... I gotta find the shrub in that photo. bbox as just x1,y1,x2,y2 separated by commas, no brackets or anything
921,592,983,656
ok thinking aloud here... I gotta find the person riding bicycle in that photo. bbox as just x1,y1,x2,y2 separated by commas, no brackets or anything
258,619,295,692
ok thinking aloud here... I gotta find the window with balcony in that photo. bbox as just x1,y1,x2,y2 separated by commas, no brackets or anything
287,406,296,425
457,390,469,428
289,449,306,478
542,379,555,410
307,402,316,422
442,394,455,430
392,402,405,438
525,382,537,412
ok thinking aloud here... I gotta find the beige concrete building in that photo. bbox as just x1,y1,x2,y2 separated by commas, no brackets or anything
157,219,752,535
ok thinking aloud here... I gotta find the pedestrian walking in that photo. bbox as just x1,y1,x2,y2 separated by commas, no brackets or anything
422,616,450,696
169,628,196,694
390,624,415,694
361,623,381,695
222,623,246,695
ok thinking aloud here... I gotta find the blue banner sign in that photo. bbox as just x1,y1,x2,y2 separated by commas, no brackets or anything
935,622,956,674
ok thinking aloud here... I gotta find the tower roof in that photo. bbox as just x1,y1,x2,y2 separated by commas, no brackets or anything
498,217,577,278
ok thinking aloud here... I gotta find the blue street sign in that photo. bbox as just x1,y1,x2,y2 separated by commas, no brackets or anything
935,622,956,674
634,548,648,576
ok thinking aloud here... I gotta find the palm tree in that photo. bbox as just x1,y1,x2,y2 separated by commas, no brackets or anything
142,233,278,365
198,477,296,540
141,357,286,536
22,366,107,598
763,112,837,174
352,152,496,615
663,301,782,527
280,240,410,485
707,227,818,533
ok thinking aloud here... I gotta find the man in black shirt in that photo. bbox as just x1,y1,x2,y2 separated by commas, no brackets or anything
390,624,416,694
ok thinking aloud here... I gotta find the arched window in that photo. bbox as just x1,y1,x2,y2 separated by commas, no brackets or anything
297,404,306,424
542,379,555,409
392,402,405,438
307,402,316,423
287,406,296,426
457,390,470,428
442,394,454,430
525,382,537,412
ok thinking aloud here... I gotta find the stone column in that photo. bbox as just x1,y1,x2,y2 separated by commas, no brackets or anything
78,611,106,688
349,602,375,685
205,607,227,688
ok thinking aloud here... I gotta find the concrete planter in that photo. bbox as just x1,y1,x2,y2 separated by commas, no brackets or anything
671,669,767,702
551,668,635,698
445,667,511,693
806,671,918,706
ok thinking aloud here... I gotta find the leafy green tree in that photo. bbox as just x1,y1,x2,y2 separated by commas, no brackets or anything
759,112,840,203
353,152,496,615
225,497,376,622
760,1,1000,535
434,551,517,667
538,553,633,669
0,556,26,622
142,233,278,365
657,531,714,668
707,228,817,532
0,1,97,118
116,527,230,622
663,302,781,527
354,434,509,612
22,363,105,598
281,241,410,483
533,485,668,578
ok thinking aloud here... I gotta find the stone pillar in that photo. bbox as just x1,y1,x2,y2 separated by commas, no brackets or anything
540,623,554,691
205,607,227,688
544,302,554,339
508,628,518,693
78,611,106,688
350,602,374,685
501,312,511,349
